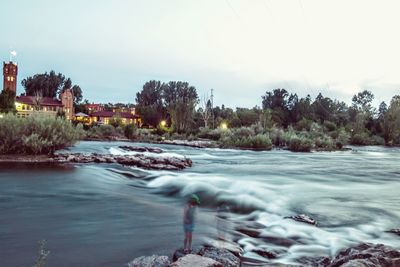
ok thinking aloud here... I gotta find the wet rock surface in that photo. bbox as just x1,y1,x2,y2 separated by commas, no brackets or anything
128,243,400,267
53,153,192,170
284,214,318,226
252,248,278,259
172,246,240,267
329,243,400,267
119,146,163,154
172,247,202,262
170,254,222,267
236,227,262,238
159,139,216,148
297,256,331,267
126,255,170,267
386,229,400,236
198,246,240,267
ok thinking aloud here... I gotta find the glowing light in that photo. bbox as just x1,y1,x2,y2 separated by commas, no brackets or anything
160,120,167,127
0,114,3,119
220,122,228,129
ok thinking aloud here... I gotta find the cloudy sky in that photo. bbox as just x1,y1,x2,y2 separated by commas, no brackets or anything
1,0,399,108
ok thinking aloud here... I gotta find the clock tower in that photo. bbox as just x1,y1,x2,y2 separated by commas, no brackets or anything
3,61,18,94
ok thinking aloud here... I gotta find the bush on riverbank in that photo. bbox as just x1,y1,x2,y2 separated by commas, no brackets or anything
86,124,124,140
0,114,84,155
219,128,272,150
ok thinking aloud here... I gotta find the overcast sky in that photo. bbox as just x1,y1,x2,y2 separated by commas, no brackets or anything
1,0,399,108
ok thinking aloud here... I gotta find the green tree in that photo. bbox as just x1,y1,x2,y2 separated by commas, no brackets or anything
21,71,65,97
71,85,83,104
163,81,198,133
385,95,400,145
21,71,83,104
235,107,259,126
312,93,334,123
261,89,289,126
135,80,165,127
352,90,375,114
0,90,16,113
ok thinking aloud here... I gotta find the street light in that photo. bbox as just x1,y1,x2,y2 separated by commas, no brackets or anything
160,120,167,127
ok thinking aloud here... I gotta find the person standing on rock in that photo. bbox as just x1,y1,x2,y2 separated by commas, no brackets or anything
183,194,200,253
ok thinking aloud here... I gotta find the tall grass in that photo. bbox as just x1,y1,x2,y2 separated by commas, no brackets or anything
0,114,84,155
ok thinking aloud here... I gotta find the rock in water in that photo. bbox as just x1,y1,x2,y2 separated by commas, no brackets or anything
119,146,163,154
284,214,317,226
53,153,192,170
329,243,400,267
172,247,202,262
198,246,240,267
170,254,222,267
252,249,278,259
386,229,400,236
126,255,170,267
172,249,186,262
297,256,331,267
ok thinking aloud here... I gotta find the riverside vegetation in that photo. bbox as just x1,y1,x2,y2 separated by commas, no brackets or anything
1,74,400,152
0,114,84,155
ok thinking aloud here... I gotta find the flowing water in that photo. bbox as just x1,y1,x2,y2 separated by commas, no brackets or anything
1,141,400,266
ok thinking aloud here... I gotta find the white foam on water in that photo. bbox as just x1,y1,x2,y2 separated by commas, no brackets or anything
108,147,185,159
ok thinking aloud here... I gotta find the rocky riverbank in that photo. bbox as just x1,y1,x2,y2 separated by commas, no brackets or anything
126,242,400,267
0,151,192,171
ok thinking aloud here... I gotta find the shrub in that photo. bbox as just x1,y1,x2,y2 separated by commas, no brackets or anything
335,128,350,148
245,134,272,150
232,127,255,138
124,124,137,140
220,132,272,150
351,132,371,145
296,118,313,131
269,127,285,146
0,114,84,155
197,127,225,140
287,135,313,152
370,135,385,145
87,124,124,140
153,125,172,136
323,120,337,132
314,135,335,150
109,116,123,128
250,123,265,135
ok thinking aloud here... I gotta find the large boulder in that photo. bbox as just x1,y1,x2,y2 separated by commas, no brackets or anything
198,246,240,267
126,255,170,267
170,254,222,267
172,247,202,262
329,243,400,267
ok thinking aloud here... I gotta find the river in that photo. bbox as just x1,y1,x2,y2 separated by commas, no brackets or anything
1,141,399,266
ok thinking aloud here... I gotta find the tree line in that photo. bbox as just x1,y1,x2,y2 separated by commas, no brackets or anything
1,71,398,146
136,81,400,146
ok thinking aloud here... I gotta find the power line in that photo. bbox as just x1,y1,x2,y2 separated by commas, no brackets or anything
225,0,242,22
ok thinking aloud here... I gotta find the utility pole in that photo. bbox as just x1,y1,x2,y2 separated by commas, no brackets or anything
210,88,214,128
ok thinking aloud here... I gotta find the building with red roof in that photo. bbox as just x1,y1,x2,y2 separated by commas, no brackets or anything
90,110,142,126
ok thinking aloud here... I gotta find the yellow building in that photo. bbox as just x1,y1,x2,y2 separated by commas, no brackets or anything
89,111,142,126
15,89,74,120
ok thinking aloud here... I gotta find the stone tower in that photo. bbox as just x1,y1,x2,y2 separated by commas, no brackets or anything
61,88,74,120
3,61,18,93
